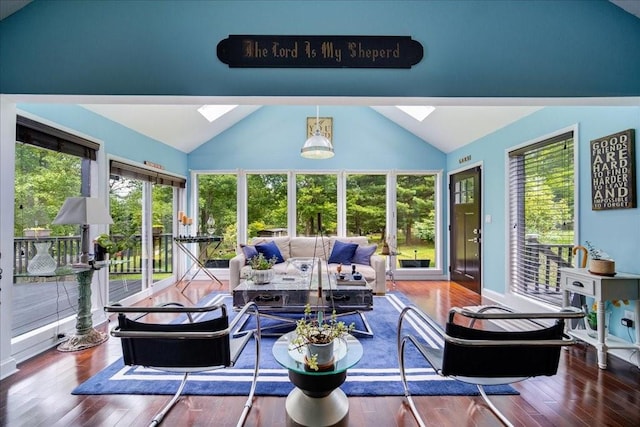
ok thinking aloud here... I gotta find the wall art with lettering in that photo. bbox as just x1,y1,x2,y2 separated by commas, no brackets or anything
590,129,636,210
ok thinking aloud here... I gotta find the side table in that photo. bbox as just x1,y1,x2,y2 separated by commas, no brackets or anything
272,331,363,426
174,236,224,291
29,266,109,352
380,252,400,291
560,267,640,369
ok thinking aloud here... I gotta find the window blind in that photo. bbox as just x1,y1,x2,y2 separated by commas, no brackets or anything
508,131,574,306
16,115,99,160
110,160,186,188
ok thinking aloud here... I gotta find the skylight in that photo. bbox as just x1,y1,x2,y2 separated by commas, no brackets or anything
396,105,435,121
197,104,238,122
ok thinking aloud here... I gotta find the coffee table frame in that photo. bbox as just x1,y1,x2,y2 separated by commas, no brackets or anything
232,273,374,337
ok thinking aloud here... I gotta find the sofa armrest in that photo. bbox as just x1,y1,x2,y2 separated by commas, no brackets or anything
369,254,386,295
229,254,246,292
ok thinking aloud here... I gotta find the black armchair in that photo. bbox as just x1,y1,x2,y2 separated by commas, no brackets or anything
397,305,584,427
105,301,261,427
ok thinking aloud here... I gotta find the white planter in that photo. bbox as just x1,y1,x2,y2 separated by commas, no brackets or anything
306,340,335,369
250,268,274,284
24,228,51,238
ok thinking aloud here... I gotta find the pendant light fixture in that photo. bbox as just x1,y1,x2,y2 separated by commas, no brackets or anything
301,106,334,159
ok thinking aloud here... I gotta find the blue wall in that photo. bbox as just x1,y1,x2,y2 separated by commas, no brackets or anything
3,1,639,337
189,106,445,170
2,0,639,97
17,104,188,176
448,106,640,337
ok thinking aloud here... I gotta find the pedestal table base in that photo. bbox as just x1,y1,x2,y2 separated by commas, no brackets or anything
58,328,108,352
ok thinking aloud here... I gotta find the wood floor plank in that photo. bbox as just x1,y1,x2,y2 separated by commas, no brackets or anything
2,280,640,426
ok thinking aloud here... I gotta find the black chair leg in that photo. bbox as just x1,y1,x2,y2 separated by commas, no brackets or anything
149,372,189,427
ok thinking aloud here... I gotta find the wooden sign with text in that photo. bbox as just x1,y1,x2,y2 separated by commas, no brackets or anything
590,129,636,210
217,35,423,68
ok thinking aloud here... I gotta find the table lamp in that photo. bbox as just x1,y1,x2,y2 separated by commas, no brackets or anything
52,197,113,351
53,197,114,265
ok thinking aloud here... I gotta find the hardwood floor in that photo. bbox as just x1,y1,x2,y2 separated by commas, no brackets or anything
2,280,639,426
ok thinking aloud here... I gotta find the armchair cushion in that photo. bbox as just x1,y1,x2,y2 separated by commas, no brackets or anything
255,240,285,264
352,244,378,265
328,240,358,264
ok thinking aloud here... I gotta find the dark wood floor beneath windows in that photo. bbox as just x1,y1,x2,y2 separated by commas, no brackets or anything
2,280,640,426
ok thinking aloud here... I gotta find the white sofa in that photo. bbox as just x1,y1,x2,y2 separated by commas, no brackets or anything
229,236,386,294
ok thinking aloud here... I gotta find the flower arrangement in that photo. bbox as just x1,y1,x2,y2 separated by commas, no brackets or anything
248,252,277,270
585,241,613,260
291,304,355,371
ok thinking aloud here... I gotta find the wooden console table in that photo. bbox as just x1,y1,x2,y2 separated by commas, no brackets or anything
560,267,640,369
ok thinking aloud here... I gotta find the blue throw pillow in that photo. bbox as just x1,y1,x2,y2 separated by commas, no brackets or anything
255,240,285,264
240,244,258,265
328,240,358,265
352,244,377,265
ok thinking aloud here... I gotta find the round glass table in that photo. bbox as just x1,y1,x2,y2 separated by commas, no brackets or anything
272,331,363,426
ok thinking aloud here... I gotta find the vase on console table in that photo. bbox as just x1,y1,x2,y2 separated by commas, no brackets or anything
27,242,57,275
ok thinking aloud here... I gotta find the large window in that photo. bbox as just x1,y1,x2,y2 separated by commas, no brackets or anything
12,116,96,338
296,174,337,236
508,131,575,306
193,170,441,275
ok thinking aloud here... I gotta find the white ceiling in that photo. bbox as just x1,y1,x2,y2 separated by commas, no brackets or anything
81,102,544,154
4,1,640,154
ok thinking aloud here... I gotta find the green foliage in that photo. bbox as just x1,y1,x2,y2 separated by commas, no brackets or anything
523,140,574,244
197,174,238,254
248,252,277,270
247,174,288,237
14,144,82,235
296,174,338,235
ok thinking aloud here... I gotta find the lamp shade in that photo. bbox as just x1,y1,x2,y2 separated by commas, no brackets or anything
301,130,335,159
53,197,114,225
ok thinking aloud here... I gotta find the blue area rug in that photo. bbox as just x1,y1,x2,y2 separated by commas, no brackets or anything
73,292,517,397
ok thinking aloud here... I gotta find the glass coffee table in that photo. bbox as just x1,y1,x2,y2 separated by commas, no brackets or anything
232,268,374,336
272,331,363,426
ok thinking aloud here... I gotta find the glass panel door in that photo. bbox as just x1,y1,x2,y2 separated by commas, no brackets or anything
108,176,143,303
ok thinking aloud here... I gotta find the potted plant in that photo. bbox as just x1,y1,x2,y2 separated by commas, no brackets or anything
248,252,277,284
95,234,132,261
291,304,355,371
399,250,431,268
585,241,615,276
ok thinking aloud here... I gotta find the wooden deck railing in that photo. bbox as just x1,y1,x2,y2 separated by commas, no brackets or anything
13,233,174,281
521,242,574,305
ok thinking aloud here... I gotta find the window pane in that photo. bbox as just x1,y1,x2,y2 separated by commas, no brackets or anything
296,174,337,236
108,176,143,302
13,143,83,338
509,134,574,306
197,174,237,258
396,174,436,268
151,183,174,283
346,174,386,241
247,173,288,238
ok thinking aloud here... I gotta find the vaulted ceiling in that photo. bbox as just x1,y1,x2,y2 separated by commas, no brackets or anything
3,1,639,154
